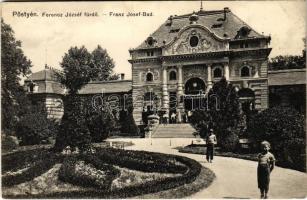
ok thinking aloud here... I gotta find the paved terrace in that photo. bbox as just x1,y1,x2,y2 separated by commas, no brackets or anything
107,138,307,199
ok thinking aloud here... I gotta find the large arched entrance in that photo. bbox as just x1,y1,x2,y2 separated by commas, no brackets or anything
184,78,206,111
238,88,255,113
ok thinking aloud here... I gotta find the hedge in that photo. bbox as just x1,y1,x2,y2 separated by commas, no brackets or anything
4,151,202,199
58,154,120,190
2,154,59,187
2,148,52,173
94,148,188,174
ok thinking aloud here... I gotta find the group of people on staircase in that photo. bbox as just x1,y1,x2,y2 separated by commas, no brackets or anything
141,106,194,125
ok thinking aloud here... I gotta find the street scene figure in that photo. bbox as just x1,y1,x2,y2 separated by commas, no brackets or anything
170,112,176,124
162,111,168,125
206,129,217,163
257,141,275,199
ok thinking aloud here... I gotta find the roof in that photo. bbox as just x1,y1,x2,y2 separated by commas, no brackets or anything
268,69,306,86
79,80,132,94
135,8,264,50
25,67,132,95
26,66,59,82
33,82,64,94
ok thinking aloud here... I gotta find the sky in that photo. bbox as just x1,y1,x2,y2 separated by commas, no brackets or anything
2,1,306,80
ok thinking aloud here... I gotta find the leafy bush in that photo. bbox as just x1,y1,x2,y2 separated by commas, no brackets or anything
219,129,240,152
247,106,305,171
2,153,58,187
189,78,241,151
1,135,19,152
2,148,52,173
59,155,120,190
54,95,92,152
95,148,188,174
16,103,58,146
119,108,140,136
86,108,116,142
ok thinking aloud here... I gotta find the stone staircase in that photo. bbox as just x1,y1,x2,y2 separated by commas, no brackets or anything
151,123,196,138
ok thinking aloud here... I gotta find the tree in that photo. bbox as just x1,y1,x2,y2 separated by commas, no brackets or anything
1,19,32,133
268,38,306,70
54,46,117,152
119,107,140,136
91,45,115,81
108,73,120,80
190,77,241,151
16,103,58,145
54,47,94,152
56,46,94,95
248,106,305,171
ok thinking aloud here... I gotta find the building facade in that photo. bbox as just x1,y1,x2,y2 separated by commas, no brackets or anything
25,8,305,124
129,8,271,124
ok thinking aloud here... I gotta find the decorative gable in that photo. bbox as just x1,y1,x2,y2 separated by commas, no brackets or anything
163,26,228,56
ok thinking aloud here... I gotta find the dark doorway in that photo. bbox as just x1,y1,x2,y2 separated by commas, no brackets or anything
185,78,206,95
184,78,206,111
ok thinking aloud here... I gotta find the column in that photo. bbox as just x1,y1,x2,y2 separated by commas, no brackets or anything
177,65,184,123
224,63,230,81
207,64,212,89
162,66,169,112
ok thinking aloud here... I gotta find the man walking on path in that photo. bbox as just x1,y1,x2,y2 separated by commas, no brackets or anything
206,129,217,163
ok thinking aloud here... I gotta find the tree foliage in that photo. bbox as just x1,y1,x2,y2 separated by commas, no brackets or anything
56,46,94,95
1,19,32,133
54,46,117,152
54,95,91,152
189,77,241,150
247,106,305,171
84,96,117,142
16,103,58,145
119,108,140,136
268,38,306,70
91,45,115,81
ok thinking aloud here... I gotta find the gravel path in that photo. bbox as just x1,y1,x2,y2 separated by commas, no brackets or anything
108,138,307,199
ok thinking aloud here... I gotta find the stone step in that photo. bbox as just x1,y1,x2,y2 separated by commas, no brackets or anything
152,123,196,138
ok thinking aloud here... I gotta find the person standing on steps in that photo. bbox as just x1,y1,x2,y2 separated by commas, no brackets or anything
206,129,217,163
257,141,275,199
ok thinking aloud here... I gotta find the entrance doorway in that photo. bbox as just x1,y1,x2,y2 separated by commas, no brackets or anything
169,92,177,123
184,78,206,111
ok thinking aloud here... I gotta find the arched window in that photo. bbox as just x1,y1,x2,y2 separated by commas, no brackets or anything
146,72,153,82
241,66,250,77
169,71,177,80
213,68,222,78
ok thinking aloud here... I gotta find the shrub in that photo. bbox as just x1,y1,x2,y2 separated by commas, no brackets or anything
1,135,19,152
219,129,240,152
2,148,52,173
54,95,92,152
59,155,119,190
119,108,140,136
86,109,116,142
189,78,241,151
247,106,305,171
2,153,58,187
16,103,58,146
94,148,188,174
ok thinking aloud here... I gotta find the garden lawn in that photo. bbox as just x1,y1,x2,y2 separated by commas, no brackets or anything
177,144,258,162
2,145,215,198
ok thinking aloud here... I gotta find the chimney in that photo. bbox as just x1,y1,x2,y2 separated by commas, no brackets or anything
224,7,229,21
120,73,125,80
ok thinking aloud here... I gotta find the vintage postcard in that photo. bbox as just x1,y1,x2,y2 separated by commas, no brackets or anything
1,1,306,199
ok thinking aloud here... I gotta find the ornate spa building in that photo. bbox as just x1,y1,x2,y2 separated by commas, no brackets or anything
129,8,272,124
